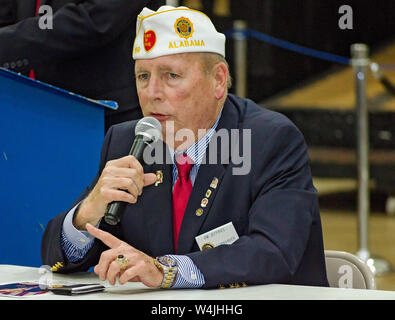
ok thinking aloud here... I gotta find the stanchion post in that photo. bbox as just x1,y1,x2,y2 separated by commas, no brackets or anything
351,43,391,275
233,20,247,98
351,43,370,263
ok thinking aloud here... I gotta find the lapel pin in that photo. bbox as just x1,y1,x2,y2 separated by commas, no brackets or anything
205,189,212,198
195,208,204,216
200,198,208,208
210,177,219,189
155,170,163,186
201,242,215,251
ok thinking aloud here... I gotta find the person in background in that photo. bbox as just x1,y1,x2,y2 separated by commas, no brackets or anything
0,0,162,131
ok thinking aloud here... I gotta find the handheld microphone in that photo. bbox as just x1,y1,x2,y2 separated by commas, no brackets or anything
104,116,162,225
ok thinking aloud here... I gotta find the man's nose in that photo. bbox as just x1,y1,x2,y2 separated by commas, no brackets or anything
147,75,164,100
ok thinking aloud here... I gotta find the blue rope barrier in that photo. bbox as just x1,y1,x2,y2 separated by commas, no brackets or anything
226,28,395,71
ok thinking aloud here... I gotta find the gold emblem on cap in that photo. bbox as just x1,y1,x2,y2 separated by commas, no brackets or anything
155,170,163,186
195,208,204,216
210,177,219,189
174,17,194,39
205,189,212,198
200,198,208,208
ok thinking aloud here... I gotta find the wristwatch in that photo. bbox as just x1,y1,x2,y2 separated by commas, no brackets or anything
154,256,178,289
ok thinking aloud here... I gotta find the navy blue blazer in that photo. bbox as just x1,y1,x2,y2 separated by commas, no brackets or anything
41,94,329,288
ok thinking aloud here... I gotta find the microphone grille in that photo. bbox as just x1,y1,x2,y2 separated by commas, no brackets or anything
135,116,162,143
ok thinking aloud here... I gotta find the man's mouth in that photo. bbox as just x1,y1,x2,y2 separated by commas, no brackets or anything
150,113,170,121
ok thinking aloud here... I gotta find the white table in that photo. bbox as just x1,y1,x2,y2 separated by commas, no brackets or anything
1,264,395,300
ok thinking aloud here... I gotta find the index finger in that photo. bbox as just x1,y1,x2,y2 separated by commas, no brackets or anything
86,223,124,249
107,155,143,174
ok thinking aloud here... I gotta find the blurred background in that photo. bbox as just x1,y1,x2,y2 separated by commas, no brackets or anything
175,0,395,289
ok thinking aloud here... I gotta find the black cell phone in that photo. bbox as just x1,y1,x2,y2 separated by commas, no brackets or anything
49,283,105,295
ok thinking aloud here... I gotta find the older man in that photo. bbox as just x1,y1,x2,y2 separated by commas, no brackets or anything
41,6,329,289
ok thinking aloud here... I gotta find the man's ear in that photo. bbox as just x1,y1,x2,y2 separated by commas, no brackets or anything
213,62,228,100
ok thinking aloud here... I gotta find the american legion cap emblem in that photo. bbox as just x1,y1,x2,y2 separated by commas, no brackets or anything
174,17,194,39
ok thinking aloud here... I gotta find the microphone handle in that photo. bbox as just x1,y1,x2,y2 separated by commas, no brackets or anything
103,136,150,225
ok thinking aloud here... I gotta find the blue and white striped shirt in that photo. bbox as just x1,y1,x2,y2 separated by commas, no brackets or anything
60,108,223,288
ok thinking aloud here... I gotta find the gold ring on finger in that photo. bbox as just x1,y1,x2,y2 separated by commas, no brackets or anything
116,254,128,270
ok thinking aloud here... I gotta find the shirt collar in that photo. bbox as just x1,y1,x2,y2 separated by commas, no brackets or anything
168,108,223,167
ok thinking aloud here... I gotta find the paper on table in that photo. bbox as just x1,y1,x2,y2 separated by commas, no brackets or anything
0,279,92,298
0,282,48,298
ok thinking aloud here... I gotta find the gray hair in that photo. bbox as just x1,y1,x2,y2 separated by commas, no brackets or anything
198,52,232,89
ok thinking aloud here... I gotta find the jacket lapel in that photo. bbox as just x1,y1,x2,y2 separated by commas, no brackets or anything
176,98,241,254
176,162,226,254
140,141,174,255
39,0,49,7
16,0,36,19
16,0,50,20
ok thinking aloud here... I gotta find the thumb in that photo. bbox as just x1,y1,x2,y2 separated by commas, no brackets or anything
143,173,157,187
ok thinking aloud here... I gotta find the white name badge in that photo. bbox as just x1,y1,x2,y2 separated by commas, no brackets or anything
195,222,239,251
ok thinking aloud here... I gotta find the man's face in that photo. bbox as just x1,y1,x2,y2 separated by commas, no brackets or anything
135,53,224,150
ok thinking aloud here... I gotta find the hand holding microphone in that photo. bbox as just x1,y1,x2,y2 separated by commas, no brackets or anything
73,117,162,230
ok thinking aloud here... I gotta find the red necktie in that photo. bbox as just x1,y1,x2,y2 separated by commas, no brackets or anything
172,154,193,252
29,0,41,79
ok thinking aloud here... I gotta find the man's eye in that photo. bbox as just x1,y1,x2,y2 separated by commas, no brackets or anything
137,73,149,80
168,73,179,79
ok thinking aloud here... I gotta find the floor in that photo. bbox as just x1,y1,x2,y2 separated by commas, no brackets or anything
318,187,395,291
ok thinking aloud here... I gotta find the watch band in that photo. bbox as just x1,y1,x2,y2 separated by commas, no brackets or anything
154,256,178,289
